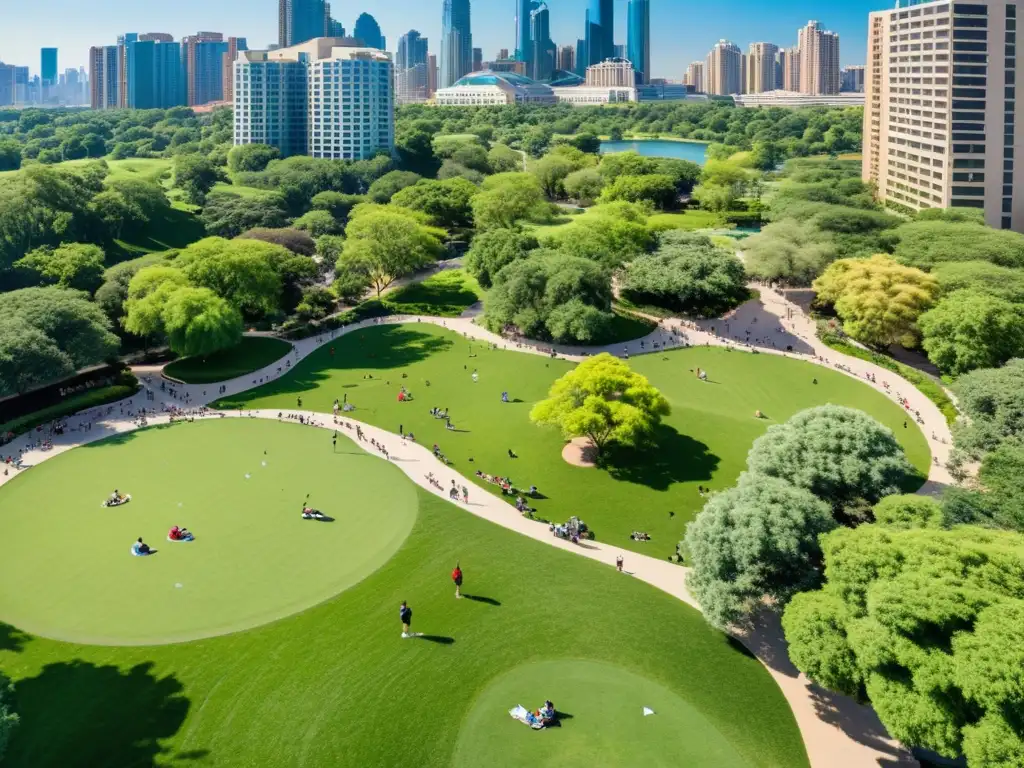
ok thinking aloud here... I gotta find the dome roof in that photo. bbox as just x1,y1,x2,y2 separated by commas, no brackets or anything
453,71,540,87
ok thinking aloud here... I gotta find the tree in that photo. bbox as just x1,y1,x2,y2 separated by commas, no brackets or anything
175,238,287,318
0,317,74,397
89,178,168,241
464,228,538,288
292,209,342,237
893,220,1024,270
531,154,577,199
691,159,749,212
599,174,677,209
872,494,944,529
173,155,221,205
738,220,838,286
123,266,191,340
236,227,316,256
562,168,605,206
620,232,746,315
746,405,915,518
309,191,366,222
685,473,836,629
161,286,243,357
919,290,1024,376
227,143,280,173
545,204,654,269
951,359,1024,460
94,252,167,326
15,243,105,293
487,143,523,173
932,260,1024,304
390,178,479,229
366,170,423,204
0,139,21,172
199,192,289,238
813,255,939,348
782,524,1024,763
0,671,17,761
295,285,337,320
530,353,670,455
976,443,1024,531
337,206,443,297
471,173,550,230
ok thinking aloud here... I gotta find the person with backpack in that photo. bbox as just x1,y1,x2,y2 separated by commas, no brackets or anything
400,601,413,638
452,562,463,598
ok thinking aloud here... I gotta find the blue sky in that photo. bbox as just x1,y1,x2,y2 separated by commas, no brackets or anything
4,0,894,79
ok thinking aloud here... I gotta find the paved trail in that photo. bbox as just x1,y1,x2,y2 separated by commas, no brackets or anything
2,290,947,767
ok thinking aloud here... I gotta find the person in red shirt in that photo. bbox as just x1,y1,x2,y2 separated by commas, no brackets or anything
452,562,463,599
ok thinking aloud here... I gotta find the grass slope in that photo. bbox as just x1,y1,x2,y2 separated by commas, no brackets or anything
0,419,807,768
163,337,292,384
384,269,484,317
218,324,930,558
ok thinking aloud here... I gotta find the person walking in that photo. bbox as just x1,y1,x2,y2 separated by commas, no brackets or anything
400,601,413,638
452,562,463,598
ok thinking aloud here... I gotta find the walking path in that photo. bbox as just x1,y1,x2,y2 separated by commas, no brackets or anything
0,289,948,767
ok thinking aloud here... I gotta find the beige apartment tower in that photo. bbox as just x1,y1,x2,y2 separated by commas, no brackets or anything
863,0,1023,231
685,61,704,92
780,47,801,91
798,20,840,95
746,42,780,94
705,40,742,95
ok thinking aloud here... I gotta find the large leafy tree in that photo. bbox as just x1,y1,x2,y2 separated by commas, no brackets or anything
599,174,677,210
94,252,167,327
199,192,289,238
950,359,1024,460
366,170,423,204
0,317,74,397
919,290,1024,376
471,173,550,230
562,167,605,206
0,671,17,761
685,473,836,629
893,220,1024,270
742,219,838,286
227,143,280,173
746,405,914,518
782,524,1024,764
543,202,654,269
932,260,1024,304
390,178,479,229
463,228,538,288
123,265,191,340
88,178,168,242
173,155,222,205
813,254,939,348
530,352,670,455
15,242,105,293
620,232,746,315
336,206,443,297
161,286,243,357
176,238,283,319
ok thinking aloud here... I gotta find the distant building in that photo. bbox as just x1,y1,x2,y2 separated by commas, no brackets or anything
733,90,863,107
40,48,58,86
585,57,635,87
498,48,510,60
278,0,330,48
328,19,346,38
685,61,704,92
779,47,800,92
234,37,393,160
626,0,650,83
397,30,430,104
841,65,865,93
428,53,438,95
435,71,557,105
440,0,473,88
183,32,229,106
222,37,248,104
585,0,614,66
705,39,741,95
353,13,386,50
486,58,527,75
745,42,779,94
558,45,575,73
553,84,636,104
89,45,119,108
125,37,183,108
530,3,556,82
797,20,839,95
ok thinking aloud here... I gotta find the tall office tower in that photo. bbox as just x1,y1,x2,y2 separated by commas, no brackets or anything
530,3,556,81
704,39,742,95
745,42,780,94
575,38,587,75
328,19,345,37
585,0,614,66
841,64,865,92
864,0,1023,231
89,45,119,108
585,57,636,86
779,47,800,91
396,29,430,103
278,0,331,48
354,13,386,49
626,0,650,83
741,54,747,93
516,0,538,63
0,64,15,106
183,32,229,105
499,49,510,60
473,48,483,71
558,45,575,73
125,37,183,108
222,37,248,104
440,0,473,88
797,20,840,95
428,53,438,95
116,33,139,107
40,48,57,85
685,61,704,92
235,38,393,160
613,44,625,59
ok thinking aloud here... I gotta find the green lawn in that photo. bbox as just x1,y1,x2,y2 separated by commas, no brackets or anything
384,269,484,317
163,337,292,384
211,181,277,199
0,419,807,767
218,324,930,559
529,206,727,238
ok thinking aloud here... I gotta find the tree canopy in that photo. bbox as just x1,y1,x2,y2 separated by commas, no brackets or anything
471,173,551,230
463,228,538,288
161,286,243,357
15,243,106,294
919,290,1024,376
390,177,479,229
950,359,1024,460
530,353,670,454
893,220,1024,270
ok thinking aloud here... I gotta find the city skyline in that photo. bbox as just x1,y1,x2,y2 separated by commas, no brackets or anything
4,0,889,80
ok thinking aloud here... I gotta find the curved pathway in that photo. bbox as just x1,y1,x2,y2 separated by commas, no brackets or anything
0,292,947,767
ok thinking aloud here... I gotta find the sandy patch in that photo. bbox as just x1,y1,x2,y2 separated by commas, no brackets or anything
562,437,598,468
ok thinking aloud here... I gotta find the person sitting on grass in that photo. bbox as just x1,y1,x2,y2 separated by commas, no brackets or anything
302,507,325,520
133,537,151,555
168,526,193,541
536,701,555,723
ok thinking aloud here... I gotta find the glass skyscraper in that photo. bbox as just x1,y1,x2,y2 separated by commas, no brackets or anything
584,0,614,67
440,0,472,89
40,48,58,85
626,0,650,83
279,0,330,48
353,13,386,50
126,39,183,108
516,0,538,64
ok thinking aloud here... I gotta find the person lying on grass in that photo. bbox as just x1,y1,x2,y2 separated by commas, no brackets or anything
168,526,193,541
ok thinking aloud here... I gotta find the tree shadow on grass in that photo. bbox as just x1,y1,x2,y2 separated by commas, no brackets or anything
0,622,29,653
217,326,455,408
78,422,177,450
6,660,193,767
601,425,719,491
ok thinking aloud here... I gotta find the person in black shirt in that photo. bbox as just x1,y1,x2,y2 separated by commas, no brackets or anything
400,601,413,638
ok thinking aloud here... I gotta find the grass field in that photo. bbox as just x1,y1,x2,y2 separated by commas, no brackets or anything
218,324,930,558
0,419,808,767
529,206,727,238
163,337,292,384
384,269,484,317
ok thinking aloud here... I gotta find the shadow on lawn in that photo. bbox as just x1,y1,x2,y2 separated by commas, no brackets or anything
78,422,177,449
217,326,454,408
0,622,29,653
602,425,719,491
6,660,194,767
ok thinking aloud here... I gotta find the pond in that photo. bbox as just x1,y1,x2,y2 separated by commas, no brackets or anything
599,139,708,165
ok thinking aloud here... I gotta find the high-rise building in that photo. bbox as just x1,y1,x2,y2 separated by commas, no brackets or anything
222,37,248,104
530,3,556,81
0,64,16,106
428,53,438,95
779,47,800,91
234,38,393,160
183,32,229,106
278,0,331,48
40,48,57,85
626,0,650,84
863,0,1023,231
440,0,472,88
498,49,510,60
612,44,626,59
89,45,119,108
116,33,139,108
841,65,865,93
125,37,183,108
586,58,635,87
797,20,840,95
585,0,614,66
704,40,742,95
473,47,483,71
685,61,704,92
745,42,779,94
558,45,575,73
575,38,587,76
328,19,346,38
353,13,386,50
396,30,430,104
516,0,538,63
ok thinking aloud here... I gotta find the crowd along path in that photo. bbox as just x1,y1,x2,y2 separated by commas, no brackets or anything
1,290,947,767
